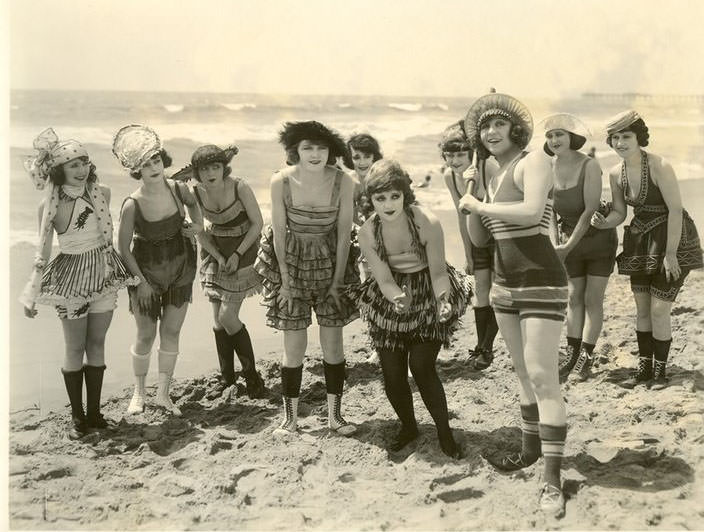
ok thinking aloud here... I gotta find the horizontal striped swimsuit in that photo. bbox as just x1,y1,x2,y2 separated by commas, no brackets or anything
480,153,567,321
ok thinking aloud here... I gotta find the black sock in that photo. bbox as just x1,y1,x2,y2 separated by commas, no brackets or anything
520,403,541,461
281,365,303,398
636,330,654,358
482,307,499,352
581,342,596,355
653,338,672,363
539,423,567,489
323,360,345,395
473,306,489,350
379,349,417,431
566,336,582,351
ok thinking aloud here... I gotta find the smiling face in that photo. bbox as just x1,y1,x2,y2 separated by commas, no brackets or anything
609,130,640,159
61,157,90,186
139,153,165,180
443,150,471,175
296,140,329,171
480,117,514,157
545,129,571,156
350,147,375,178
371,188,404,222
198,161,225,184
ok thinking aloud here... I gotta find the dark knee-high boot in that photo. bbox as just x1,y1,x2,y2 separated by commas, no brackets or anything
274,365,303,436
469,306,496,370
651,338,672,390
84,365,109,429
61,368,86,440
231,324,265,398
323,360,356,436
213,328,236,389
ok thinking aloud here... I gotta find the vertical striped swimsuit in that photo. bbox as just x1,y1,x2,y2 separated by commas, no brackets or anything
480,153,567,321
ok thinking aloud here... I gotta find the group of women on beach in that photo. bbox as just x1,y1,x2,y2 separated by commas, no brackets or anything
20,92,702,518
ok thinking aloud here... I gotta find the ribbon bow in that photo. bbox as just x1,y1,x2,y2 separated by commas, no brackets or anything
23,128,60,190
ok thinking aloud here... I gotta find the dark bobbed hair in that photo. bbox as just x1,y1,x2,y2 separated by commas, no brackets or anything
49,156,98,186
473,119,530,160
285,142,337,166
193,163,232,182
606,118,650,147
358,159,416,219
347,133,383,163
543,132,587,156
129,149,173,179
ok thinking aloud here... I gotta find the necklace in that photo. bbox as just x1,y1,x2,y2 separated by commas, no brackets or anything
59,184,86,200
620,150,648,204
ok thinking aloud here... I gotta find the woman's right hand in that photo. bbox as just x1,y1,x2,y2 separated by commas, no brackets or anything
590,211,608,229
392,284,411,314
136,281,156,314
23,304,37,318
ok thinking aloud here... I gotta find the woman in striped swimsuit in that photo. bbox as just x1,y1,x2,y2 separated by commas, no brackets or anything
459,93,568,518
20,128,138,439
255,121,360,437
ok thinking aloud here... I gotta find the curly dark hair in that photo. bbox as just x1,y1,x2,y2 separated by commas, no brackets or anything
49,156,98,186
347,133,383,162
357,159,416,218
606,118,649,147
129,149,173,180
472,122,530,160
543,132,587,156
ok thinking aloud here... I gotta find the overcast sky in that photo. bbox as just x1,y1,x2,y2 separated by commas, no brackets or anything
8,0,704,97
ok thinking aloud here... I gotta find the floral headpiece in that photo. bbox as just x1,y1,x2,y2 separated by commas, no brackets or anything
23,128,89,190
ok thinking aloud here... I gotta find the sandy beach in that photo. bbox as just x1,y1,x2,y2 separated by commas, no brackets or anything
8,176,704,529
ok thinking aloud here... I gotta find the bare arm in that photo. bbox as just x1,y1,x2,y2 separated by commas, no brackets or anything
191,185,225,263
179,183,204,234
36,200,54,263
443,169,474,268
653,157,684,256
358,221,405,303
559,159,602,252
419,208,451,299
332,173,355,286
472,152,553,226
270,173,290,286
117,199,149,285
235,179,264,255
592,167,627,229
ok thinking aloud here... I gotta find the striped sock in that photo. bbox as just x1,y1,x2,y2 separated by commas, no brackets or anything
539,423,567,488
520,403,541,461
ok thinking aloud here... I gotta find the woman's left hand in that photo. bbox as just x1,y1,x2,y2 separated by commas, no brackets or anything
181,221,202,238
663,252,681,282
326,282,343,312
436,290,452,323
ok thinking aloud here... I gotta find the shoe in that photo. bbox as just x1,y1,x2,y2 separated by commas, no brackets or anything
244,371,266,399
573,349,593,382
558,345,580,383
155,373,182,416
468,347,494,371
621,356,653,389
273,396,298,436
539,483,565,519
327,393,357,436
127,378,147,414
650,360,668,390
366,351,380,364
388,425,419,452
486,451,539,471
85,412,111,429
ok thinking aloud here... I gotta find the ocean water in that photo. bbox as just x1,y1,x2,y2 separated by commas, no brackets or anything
9,89,704,246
